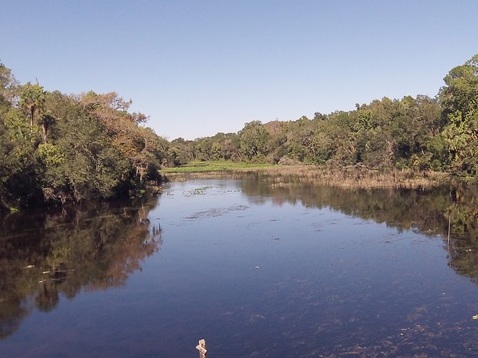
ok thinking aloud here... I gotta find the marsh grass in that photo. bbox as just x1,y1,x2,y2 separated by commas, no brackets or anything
261,165,449,189
163,162,449,189
162,161,272,173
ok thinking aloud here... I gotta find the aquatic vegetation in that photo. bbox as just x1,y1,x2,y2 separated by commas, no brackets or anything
183,185,213,196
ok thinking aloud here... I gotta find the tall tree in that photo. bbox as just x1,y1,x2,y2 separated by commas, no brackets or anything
439,54,478,178
238,121,270,161
19,82,46,129
0,62,18,105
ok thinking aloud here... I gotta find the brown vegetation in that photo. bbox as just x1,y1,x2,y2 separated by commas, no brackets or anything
164,164,449,189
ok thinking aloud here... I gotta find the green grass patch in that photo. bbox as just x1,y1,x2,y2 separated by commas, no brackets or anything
161,161,274,173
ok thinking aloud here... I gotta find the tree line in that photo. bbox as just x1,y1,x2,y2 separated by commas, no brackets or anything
169,55,478,178
0,65,170,213
1,54,477,212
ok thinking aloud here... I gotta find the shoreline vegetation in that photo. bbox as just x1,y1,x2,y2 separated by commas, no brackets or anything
1,54,478,213
162,161,450,189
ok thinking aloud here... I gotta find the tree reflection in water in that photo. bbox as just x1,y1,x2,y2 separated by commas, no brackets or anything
239,173,478,286
0,197,161,339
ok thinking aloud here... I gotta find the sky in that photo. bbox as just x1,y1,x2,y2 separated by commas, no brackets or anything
1,1,477,140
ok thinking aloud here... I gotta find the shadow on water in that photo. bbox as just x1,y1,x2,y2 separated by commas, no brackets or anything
0,197,162,340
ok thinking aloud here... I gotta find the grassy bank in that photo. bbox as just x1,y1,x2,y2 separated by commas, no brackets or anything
161,161,273,173
161,161,450,189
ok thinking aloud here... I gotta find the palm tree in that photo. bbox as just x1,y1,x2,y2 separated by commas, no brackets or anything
19,82,46,129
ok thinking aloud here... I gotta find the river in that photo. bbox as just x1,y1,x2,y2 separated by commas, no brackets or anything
1,175,477,357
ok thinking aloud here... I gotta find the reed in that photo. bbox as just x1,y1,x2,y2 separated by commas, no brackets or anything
163,163,449,189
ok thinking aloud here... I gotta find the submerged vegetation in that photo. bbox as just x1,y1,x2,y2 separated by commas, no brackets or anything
1,54,478,212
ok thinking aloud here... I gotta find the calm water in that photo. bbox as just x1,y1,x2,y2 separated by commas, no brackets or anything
1,176,478,357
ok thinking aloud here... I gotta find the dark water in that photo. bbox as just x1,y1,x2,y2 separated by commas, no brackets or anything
1,176,478,357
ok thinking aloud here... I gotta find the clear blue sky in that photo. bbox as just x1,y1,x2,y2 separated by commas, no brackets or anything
1,1,477,140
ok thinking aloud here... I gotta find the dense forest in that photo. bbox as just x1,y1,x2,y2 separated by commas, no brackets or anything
1,54,477,212
0,65,169,213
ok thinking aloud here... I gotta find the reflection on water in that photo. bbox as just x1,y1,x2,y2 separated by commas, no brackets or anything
1,175,478,357
0,198,161,340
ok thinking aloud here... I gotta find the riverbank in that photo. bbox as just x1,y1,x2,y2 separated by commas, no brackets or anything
162,162,450,189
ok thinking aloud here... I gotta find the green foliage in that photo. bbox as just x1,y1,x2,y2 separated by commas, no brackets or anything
0,107,41,211
0,63,18,105
168,92,444,174
3,54,478,211
38,143,63,166
0,64,167,212
439,55,478,180
41,99,132,202
19,82,46,129
237,121,271,162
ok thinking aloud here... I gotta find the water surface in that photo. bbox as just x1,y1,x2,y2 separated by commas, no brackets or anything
1,177,477,357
